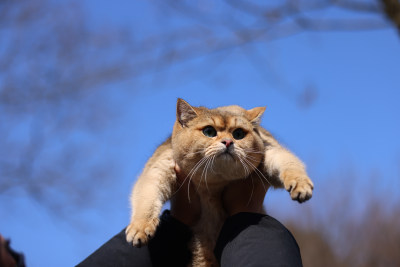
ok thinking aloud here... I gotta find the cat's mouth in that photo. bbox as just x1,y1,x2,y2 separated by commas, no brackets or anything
219,150,235,160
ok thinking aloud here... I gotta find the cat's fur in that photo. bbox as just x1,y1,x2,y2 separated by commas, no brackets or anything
126,99,313,267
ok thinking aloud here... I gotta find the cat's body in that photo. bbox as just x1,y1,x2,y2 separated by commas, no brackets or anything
126,99,313,267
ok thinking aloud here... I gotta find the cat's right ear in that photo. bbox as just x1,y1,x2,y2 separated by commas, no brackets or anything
177,98,198,127
247,106,266,125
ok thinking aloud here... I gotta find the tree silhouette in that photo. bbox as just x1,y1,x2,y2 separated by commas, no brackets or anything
1,0,400,265
1,0,398,217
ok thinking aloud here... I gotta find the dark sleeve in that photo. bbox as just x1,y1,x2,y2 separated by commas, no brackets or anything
214,212,303,267
76,210,193,267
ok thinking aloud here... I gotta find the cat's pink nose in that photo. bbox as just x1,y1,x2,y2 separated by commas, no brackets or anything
222,139,233,148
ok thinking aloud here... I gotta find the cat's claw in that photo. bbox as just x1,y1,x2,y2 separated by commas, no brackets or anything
290,182,313,203
282,171,313,203
125,218,159,247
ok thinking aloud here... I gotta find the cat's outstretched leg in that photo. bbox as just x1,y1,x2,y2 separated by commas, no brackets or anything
126,139,176,246
258,128,313,203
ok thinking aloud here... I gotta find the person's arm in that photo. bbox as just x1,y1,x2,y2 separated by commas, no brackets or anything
215,175,303,267
76,164,197,267
76,211,193,267
215,213,302,267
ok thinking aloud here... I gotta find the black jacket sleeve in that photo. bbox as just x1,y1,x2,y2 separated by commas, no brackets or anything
76,211,302,267
214,212,303,267
76,211,192,267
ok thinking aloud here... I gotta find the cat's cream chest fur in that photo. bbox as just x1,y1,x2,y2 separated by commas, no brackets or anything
191,185,227,267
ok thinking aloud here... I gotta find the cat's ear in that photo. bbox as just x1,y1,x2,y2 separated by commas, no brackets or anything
177,98,198,127
247,106,266,125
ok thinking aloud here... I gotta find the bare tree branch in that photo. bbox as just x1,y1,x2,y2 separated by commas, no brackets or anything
381,0,400,31
1,0,399,215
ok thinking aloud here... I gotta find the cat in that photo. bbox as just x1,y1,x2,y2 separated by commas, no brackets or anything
126,98,314,267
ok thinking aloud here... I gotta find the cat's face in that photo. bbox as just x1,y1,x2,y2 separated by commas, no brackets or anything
172,99,265,186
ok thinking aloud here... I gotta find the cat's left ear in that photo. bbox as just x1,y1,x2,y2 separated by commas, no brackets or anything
177,98,198,127
247,106,266,125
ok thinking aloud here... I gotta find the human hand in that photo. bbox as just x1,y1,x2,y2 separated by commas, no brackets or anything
222,173,269,217
170,164,201,226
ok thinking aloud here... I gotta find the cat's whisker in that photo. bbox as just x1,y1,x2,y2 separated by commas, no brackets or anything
244,151,264,155
236,155,262,206
244,153,265,167
187,149,206,154
188,156,208,176
205,148,221,158
186,149,207,157
243,149,265,155
246,174,255,208
187,157,210,201
209,155,216,174
242,157,272,188
255,173,268,194
243,161,251,178
238,156,250,178
203,157,212,193
183,156,209,202
243,148,262,152
198,156,212,193
173,156,207,196
244,155,260,162
242,160,268,194
243,151,264,159
233,150,249,176
189,156,209,177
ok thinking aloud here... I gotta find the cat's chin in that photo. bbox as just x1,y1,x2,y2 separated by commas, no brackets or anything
209,155,248,180
218,152,235,161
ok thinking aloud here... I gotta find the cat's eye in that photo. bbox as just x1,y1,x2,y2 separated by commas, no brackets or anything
232,128,246,140
202,126,217,137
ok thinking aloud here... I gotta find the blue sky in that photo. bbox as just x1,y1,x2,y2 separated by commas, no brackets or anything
1,1,400,266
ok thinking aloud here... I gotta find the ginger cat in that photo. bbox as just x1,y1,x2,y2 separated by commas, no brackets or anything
126,99,313,267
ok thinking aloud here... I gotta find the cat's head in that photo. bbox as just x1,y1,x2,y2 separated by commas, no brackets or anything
172,98,265,185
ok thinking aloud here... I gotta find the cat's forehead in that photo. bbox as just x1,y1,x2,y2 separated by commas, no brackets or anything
196,105,251,128
214,105,247,115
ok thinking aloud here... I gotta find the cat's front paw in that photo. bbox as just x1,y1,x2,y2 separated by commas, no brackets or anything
281,169,313,203
125,217,159,247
